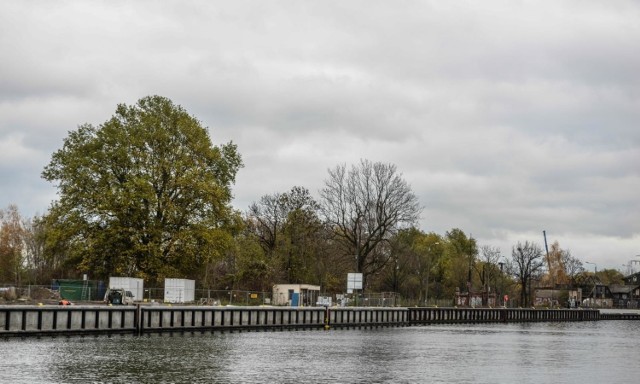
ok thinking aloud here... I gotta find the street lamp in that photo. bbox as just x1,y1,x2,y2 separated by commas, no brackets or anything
585,261,598,303
498,261,505,307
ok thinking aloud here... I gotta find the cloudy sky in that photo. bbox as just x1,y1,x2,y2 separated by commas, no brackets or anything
1,1,639,271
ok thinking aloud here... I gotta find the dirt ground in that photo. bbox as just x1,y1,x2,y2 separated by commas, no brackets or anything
0,286,66,305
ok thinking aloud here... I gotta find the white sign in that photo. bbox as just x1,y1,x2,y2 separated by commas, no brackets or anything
347,273,363,290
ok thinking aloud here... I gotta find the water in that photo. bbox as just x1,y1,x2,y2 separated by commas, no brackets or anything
2,321,640,383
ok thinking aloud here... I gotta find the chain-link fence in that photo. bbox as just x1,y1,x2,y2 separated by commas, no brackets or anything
140,288,272,306
0,285,61,303
2,284,458,308
0,284,274,306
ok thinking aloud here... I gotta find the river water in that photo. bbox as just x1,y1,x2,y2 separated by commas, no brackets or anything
2,321,640,383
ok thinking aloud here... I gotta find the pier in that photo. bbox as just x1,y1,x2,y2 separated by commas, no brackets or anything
1,305,637,337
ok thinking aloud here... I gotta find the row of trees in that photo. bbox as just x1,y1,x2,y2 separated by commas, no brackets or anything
0,96,624,306
3,197,619,306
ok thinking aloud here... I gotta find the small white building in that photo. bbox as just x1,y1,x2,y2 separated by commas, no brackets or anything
272,284,320,307
164,278,195,303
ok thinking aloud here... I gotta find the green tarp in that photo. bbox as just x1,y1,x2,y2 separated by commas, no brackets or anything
57,279,102,301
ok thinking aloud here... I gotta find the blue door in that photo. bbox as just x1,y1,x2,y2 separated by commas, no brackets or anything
291,292,300,307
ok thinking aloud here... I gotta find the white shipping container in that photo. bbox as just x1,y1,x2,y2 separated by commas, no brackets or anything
108,277,144,301
164,278,195,303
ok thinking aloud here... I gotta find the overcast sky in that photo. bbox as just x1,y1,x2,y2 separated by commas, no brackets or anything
1,1,639,271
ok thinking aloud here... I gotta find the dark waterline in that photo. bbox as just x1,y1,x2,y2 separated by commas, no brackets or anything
2,321,640,383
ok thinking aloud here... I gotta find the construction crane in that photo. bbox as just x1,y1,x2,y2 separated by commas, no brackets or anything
543,230,551,272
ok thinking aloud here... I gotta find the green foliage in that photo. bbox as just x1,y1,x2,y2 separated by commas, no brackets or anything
391,228,444,303
245,186,327,286
41,96,242,284
596,268,624,285
442,228,478,293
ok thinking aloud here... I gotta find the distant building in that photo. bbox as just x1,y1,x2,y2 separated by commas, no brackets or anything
583,284,613,308
455,290,496,307
609,284,640,308
534,288,582,308
272,284,320,307
623,272,640,285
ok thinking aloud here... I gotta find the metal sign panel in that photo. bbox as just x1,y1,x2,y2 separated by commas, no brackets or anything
347,273,363,290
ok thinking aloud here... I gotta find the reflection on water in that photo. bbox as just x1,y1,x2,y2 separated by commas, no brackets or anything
2,321,640,383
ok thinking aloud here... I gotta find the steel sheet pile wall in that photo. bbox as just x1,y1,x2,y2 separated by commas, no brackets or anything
328,307,409,328
409,307,601,324
0,306,612,337
140,306,326,334
0,305,137,336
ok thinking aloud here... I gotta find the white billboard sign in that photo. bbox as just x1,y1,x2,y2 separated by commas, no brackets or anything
347,273,363,290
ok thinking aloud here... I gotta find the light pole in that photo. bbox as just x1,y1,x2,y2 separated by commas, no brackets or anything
498,261,505,307
585,261,598,304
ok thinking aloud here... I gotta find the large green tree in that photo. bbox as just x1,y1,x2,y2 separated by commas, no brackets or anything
41,96,242,284
380,228,443,305
442,228,478,294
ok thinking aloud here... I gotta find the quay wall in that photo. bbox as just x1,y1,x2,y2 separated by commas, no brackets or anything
0,305,137,336
0,305,615,337
409,307,601,323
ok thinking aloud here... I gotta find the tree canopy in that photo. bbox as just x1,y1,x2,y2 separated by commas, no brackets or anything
41,95,242,283
246,186,325,284
319,159,422,288
510,241,545,307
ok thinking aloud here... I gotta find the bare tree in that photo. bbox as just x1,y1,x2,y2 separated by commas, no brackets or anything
246,186,323,283
319,159,421,288
475,245,501,304
22,216,45,284
510,241,545,307
0,205,26,285
560,248,584,287
247,192,288,255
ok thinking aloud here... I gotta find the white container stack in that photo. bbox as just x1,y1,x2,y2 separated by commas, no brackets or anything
164,278,195,303
108,277,144,301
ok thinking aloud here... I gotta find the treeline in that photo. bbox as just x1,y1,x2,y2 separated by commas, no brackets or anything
0,96,623,306
3,201,622,306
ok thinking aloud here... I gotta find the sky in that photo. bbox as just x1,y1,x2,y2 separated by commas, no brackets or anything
1,1,639,272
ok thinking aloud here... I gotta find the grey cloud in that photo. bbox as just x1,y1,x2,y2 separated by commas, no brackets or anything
0,1,638,268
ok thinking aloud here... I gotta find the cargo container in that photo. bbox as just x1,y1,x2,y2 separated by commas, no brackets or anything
164,278,195,303
108,277,144,302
